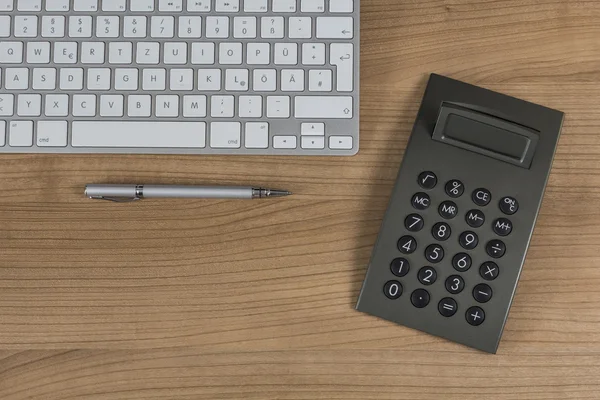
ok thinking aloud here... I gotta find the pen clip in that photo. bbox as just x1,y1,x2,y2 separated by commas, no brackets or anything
88,196,141,203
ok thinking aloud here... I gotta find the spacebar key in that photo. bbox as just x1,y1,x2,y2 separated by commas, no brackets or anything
295,96,353,119
72,121,206,148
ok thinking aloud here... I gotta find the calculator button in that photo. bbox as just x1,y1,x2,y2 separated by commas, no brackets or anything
424,244,444,263
480,261,499,280
431,222,451,241
486,239,506,258
404,213,424,232
452,252,472,272
459,231,479,250
438,200,458,219
473,283,493,303
445,179,464,198
438,297,458,317
390,257,410,277
418,266,437,285
445,275,465,294
418,171,437,189
466,306,485,326
411,192,431,210
410,288,430,308
492,218,512,236
465,209,485,228
472,188,491,206
398,235,417,254
499,196,519,215
384,280,403,299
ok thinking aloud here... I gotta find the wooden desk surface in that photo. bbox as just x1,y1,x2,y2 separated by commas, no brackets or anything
2,0,600,398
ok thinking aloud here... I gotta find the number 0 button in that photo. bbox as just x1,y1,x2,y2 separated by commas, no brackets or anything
384,280,403,299
398,235,417,254
425,244,444,263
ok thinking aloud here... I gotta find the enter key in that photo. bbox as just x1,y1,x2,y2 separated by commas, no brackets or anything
330,43,353,92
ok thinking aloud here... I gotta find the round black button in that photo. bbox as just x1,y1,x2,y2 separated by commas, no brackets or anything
445,179,464,198
473,283,493,303
459,231,479,250
472,188,491,206
417,266,437,285
479,261,499,281
431,222,451,241
418,171,437,189
492,218,512,236
465,209,485,228
398,235,417,254
452,252,472,272
390,258,410,277
411,288,430,308
438,201,458,219
486,239,506,258
404,213,424,232
466,306,485,326
438,297,458,317
384,280,403,299
411,192,431,210
499,196,519,215
445,275,465,294
424,244,444,263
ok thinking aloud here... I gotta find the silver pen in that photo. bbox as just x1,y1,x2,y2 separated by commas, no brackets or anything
85,184,292,202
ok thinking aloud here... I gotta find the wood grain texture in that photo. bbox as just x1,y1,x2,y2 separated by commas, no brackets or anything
1,0,600,398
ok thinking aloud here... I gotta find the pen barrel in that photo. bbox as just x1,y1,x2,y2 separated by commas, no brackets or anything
142,185,253,199
85,184,137,199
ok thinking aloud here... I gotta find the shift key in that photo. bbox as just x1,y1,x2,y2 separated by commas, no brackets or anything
295,96,353,119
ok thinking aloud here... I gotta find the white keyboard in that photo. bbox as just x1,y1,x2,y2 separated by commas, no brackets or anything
0,0,359,155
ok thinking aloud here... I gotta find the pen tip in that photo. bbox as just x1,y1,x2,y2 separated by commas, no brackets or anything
268,189,292,197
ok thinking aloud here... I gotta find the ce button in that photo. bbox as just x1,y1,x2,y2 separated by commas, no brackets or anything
472,188,491,206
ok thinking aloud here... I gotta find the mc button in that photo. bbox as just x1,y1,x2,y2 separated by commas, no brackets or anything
411,192,431,210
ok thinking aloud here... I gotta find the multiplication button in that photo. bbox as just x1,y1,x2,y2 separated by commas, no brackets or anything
479,261,499,280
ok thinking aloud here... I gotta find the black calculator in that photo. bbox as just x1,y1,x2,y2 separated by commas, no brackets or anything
356,74,564,353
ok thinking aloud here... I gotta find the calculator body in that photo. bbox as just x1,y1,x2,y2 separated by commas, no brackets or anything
356,74,564,353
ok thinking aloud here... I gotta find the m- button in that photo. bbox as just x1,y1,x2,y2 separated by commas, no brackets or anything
472,188,491,206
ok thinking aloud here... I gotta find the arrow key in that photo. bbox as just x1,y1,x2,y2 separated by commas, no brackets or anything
301,136,325,149
316,17,354,39
301,123,325,136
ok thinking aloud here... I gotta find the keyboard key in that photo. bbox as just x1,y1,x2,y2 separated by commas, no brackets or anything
289,17,312,39
46,0,69,10
17,94,41,116
261,16,284,38
301,123,325,135
136,42,160,64
273,135,297,149
253,69,276,91
316,17,354,39
109,42,133,64
301,0,324,12
37,121,68,147
164,42,187,64
206,16,229,38
210,122,240,148
329,136,353,150
281,69,304,91
142,68,166,90
150,16,174,38
114,68,138,90
216,0,239,12
72,94,96,116
44,94,68,117
97,16,120,38
197,69,221,90
308,69,332,91
301,136,325,149
155,95,179,117
267,96,290,118
0,94,14,116
238,95,262,117
272,0,295,12
87,68,111,90
159,0,182,11
179,16,201,38
187,0,210,11
245,122,269,148
211,95,234,117
0,16,10,37
14,16,37,37
295,96,353,118
330,43,353,91
127,95,151,117
9,121,33,146
0,42,23,64
41,16,65,38
69,16,92,37
225,69,249,91
130,0,154,12
219,42,243,64
53,42,78,64
72,121,207,148
233,17,257,38
124,16,147,38
330,0,353,12
32,68,56,90
247,43,269,65
0,0,13,11
274,43,297,64
81,42,104,64
191,43,214,64
182,95,207,117
73,0,97,12
102,0,126,11
17,0,41,11
59,68,84,90
5,68,29,90
244,0,266,12
169,69,193,91
26,42,50,64
0,121,5,146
